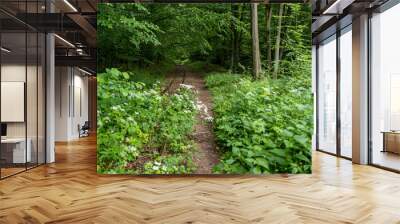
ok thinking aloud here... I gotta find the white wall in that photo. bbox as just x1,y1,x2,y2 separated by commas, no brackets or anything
1,65,26,139
55,66,70,141
1,65,40,137
72,72,89,138
1,63,46,164
55,66,89,141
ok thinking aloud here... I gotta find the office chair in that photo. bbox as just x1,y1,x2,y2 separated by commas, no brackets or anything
79,121,90,138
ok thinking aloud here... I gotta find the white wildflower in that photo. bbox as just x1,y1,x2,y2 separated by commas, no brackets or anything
196,100,213,123
128,146,136,152
179,84,194,89
205,116,213,122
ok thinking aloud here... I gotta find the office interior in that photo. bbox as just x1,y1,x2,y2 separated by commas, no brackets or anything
313,0,400,172
1,0,400,179
0,0,97,179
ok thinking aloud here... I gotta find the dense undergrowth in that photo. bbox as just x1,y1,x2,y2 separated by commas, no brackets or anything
97,3,313,175
206,71,313,174
97,68,198,174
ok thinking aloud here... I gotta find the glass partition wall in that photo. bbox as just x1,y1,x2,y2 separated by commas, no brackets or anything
370,3,400,171
316,25,352,159
0,4,46,179
315,0,400,172
339,26,352,159
317,35,337,155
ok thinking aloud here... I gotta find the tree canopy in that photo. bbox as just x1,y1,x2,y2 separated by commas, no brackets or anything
98,3,311,77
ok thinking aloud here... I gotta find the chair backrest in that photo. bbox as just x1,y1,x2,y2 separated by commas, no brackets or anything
82,121,90,129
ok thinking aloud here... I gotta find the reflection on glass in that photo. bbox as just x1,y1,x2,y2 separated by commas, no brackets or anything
0,1,47,179
318,35,337,154
340,27,352,158
371,3,400,171
1,32,27,177
38,33,46,165
27,31,38,169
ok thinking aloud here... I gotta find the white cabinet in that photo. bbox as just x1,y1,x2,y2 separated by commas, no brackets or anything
1,138,32,163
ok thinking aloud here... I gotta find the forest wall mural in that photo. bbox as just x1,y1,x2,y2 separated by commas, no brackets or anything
97,3,313,175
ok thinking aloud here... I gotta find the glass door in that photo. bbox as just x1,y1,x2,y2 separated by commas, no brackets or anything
317,34,337,154
339,26,352,158
1,31,28,178
370,3,400,171
0,1,47,179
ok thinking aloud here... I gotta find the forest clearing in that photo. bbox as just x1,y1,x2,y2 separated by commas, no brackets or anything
97,3,313,174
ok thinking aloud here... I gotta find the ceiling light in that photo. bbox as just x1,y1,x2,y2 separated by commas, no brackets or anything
63,0,78,12
1,47,11,53
78,67,92,76
54,34,75,48
322,0,354,15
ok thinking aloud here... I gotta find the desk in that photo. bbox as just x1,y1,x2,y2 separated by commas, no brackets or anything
382,131,400,154
1,138,31,163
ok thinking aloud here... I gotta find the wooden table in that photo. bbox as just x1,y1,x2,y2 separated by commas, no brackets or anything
382,131,400,154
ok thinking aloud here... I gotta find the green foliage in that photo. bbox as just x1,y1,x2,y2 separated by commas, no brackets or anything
97,3,313,175
186,61,228,73
143,155,196,174
206,72,313,174
204,72,243,89
149,4,234,62
98,3,161,70
121,62,175,86
98,3,311,75
97,68,197,174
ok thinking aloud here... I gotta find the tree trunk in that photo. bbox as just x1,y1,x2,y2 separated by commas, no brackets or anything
230,4,235,72
265,4,273,72
279,5,289,62
251,3,261,79
230,4,241,73
273,4,284,79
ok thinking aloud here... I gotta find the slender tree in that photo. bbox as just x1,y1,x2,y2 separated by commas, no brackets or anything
265,4,273,72
251,3,262,79
279,5,289,62
230,4,241,73
230,4,236,72
273,4,284,79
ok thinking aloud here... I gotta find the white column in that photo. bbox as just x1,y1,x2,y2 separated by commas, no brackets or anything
46,33,55,163
46,0,55,163
352,14,369,164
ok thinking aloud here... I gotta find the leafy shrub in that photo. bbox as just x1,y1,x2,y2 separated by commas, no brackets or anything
186,61,227,73
97,68,197,174
204,72,243,89
143,155,196,174
118,62,175,86
206,72,313,174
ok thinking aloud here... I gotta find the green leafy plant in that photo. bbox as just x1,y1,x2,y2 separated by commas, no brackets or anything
206,72,313,174
97,3,312,175
97,68,197,174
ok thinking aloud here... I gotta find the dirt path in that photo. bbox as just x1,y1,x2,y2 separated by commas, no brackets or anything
166,67,220,174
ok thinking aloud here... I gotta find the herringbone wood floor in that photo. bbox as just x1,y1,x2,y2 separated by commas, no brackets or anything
0,136,400,224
